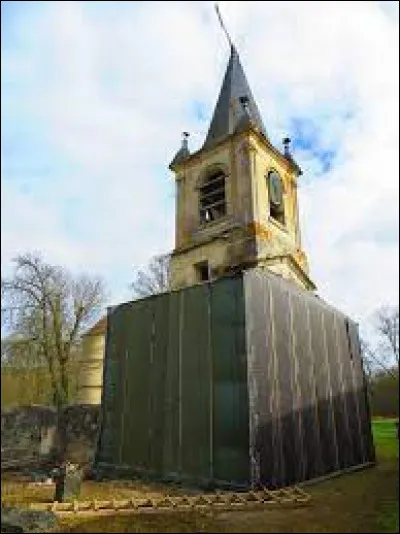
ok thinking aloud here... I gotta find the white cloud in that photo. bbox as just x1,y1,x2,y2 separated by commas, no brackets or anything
1,0,399,324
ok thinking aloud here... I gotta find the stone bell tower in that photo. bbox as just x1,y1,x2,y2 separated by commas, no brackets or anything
169,44,316,292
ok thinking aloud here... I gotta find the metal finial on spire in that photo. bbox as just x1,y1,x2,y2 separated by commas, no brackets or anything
215,3,233,48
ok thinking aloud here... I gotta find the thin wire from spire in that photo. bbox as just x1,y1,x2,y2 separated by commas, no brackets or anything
215,3,233,48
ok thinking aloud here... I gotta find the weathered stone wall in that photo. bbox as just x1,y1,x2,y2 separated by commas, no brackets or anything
1,404,101,470
60,405,101,465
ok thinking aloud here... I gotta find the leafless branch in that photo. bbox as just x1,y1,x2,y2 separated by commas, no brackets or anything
130,254,171,298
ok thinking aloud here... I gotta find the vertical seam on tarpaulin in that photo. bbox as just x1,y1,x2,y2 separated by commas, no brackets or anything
305,300,322,476
244,273,258,487
207,283,214,483
234,277,240,486
94,305,112,468
269,279,278,486
245,272,258,488
347,321,365,463
321,311,340,471
289,293,305,482
118,348,129,466
178,290,184,475
147,305,156,470
265,277,275,487
229,279,236,485
235,274,247,487
161,297,170,478
355,324,376,463
269,280,284,487
333,314,351,466
259,273,271,488
163,293,176,477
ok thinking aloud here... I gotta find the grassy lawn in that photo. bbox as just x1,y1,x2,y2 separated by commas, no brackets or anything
2,419,398,533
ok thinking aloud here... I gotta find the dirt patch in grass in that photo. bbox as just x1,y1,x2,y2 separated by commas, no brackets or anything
56,512,218,533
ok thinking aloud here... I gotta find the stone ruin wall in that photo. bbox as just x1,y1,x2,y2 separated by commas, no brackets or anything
1,404,101,471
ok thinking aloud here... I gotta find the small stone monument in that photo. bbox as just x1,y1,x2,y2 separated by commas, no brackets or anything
52,461,82,503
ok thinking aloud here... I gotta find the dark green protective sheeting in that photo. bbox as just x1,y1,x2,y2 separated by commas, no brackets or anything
210,277,249,485
180,284,212,480
162,291,181,478
243,268,375,488
96,276,249,487
96,268,375,489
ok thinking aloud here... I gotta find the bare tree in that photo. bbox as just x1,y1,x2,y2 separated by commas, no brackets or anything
360,305,399,382
360,339,374,380
1,253,106,410
375,306,399,368
360,337,397,380
130,254,171,298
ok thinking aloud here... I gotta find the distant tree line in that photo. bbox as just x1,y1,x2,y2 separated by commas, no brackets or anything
368,368,399,418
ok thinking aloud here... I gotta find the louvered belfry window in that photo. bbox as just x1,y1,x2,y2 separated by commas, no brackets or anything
199,170,226,224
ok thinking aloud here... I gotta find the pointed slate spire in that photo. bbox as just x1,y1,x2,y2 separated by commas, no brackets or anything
203,45,267,150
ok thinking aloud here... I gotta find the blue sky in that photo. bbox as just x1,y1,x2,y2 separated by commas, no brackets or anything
1,1,399,335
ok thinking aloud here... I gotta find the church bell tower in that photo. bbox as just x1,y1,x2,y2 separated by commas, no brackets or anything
169,43,316,292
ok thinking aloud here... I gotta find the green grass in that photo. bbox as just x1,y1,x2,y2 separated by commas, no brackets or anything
377,502,399,533
371,419,399,533
372,418,399,461
2,418,398,533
